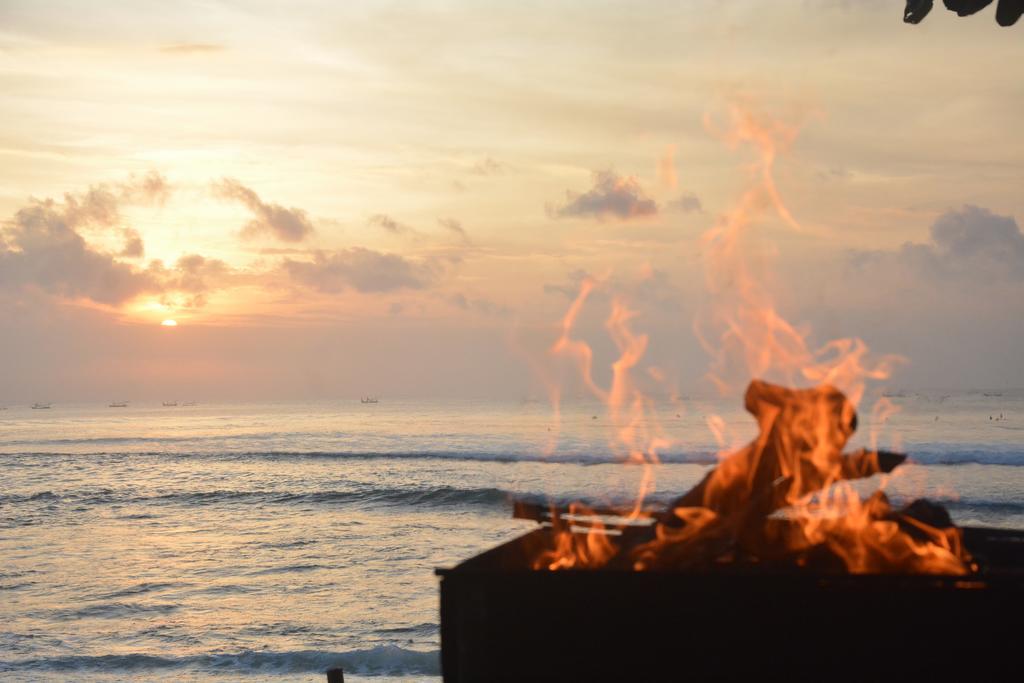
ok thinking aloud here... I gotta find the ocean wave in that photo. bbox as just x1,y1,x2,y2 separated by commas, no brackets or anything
0,448,721,465
943,500,1024,514
48,601,180,620
289,485,511,508
93,582,181,600
0,488,116,506
0,645,440,676
0,484,513,510
246,448,1024,467
0,435,213,448
0,432,304,447
5,446,1024,467
3,481,1024,517
906,449,1024,466
227,449,726,466
152,484,513,509
249,563,329,576
376,622,439,636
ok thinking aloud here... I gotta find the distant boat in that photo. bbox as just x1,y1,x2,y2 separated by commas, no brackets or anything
360,397,379,404
109,401,128,408
31,402,52,409
162,401,178,407
182,401,198,406
983,392,1004,397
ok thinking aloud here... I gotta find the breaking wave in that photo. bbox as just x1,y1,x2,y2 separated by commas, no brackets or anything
0,645,440,676
5,447,1024,466
0,484,513,510
3,483,1023,516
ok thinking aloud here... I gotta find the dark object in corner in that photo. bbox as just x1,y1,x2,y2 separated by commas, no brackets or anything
945,0,994,17
996,0,1024,24
905,0,1024,24
326,668,344,683
905,0,934,23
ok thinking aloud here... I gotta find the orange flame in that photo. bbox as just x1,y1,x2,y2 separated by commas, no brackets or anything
532,503,618,570
539,278,673,568
549,281,669,475
787,491,969,574
678,100,966,574
534,99,969,576
696,101,902,402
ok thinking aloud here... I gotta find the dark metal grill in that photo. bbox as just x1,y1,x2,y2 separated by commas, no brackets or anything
437,525,1024,682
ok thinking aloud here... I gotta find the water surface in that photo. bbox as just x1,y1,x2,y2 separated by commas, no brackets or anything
2,393,1021,680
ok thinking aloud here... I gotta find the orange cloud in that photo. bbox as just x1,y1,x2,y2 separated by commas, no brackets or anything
551,171,658,221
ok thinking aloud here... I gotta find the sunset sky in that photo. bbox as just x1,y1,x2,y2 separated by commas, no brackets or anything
1,1,1022,401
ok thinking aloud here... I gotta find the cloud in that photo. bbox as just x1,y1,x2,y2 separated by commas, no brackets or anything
543,268,593,299
816,166,852,182
57,172,170,260
449,292,469,309
850,205,1024,281
0,200,158,305
121,170,172,205
446,292,511,317
0,176,237,308
214,178,314,242
551,171,658,221
52,172,170,230
127,252,235,309
284,248,434,293
438,217,471,244
438,217,465,237
543,267,682,312
471,157,504,176
120,228,145,258
369,213,412,235
668,192,703,214
166,254,230,294
257,247,313,255
151,254,231,307
633,267,684,312
62,186,121,226
160,43,225,54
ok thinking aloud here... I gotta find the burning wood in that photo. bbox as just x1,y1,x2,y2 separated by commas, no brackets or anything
665,380,899,521
526,379,974,575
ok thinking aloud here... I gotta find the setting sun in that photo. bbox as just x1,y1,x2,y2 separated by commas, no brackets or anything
160,319,178,327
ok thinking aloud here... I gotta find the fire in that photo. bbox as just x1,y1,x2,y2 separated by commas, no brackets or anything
534,99,973,576
532,503,618,570
538,278,672,568
633,380,971,574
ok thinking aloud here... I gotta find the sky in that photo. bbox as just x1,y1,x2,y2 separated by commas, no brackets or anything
0,0,1022,402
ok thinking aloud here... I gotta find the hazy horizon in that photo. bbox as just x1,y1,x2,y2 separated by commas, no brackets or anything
4,384,1024,407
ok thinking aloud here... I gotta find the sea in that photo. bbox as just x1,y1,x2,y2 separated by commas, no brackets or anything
1,392,1022,681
